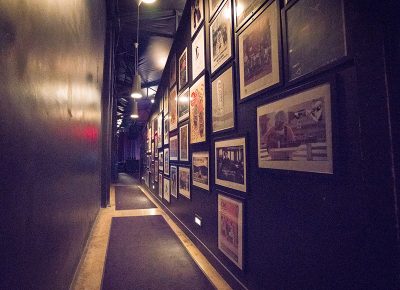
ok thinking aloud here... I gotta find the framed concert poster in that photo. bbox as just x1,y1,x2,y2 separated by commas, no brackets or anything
212,66,235,133
191,0,204,37
189,75,206,143
169,86,178,131
178,88,190,122
179,124,189,161
158,174,163,198
164,115,169,145
238,0,280,100
191,26,205,81
257,82,333,174
235,0,264,29
215,136,247,192
164,147,170,175
210,0,233,74
192,151,209,191
218,194,243,269
170,165,178,198
170,54,176,88
179,48,188,91
179,167,191,199
209,0,224,20
163,177,170,203
170,135,179,161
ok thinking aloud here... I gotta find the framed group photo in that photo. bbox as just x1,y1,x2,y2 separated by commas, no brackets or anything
192,151,210,191
190,75,206,144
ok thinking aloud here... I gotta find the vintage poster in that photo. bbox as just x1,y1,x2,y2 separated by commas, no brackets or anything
209,0,224,18
178,88,190,122
238,1,280,100
170,165,178,198
164,115,169,145
179,124,189,161
179,48,188,91
191,26,205,81
157,114,163,148
179,167,191,199
218,194,243,269
170,54,176,87
155,160,159,181
192,151,209,191
191,0,204,37
257,83,333,173
158,174,163,198
169,86,178,131
170,135,179,161
210,0,232,73
164,147,170,175
235,0,264,28
159,151,164,171
164,89,169,114
190,76,206,143
212,66,235,133
163,177,170,203
215,137,247,192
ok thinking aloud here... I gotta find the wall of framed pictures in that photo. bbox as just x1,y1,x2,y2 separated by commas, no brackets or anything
139,0,399,289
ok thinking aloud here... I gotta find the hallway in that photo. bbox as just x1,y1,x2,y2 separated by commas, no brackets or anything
72,174,230,290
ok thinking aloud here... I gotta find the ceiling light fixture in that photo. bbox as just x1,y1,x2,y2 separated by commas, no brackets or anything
131,100,139,119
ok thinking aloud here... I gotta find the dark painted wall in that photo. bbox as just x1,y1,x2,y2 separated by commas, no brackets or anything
0,1,106,289
142,0,399,289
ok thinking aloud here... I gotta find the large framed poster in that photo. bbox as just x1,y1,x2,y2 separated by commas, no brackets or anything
215,136,247,192
191,0,204,37
179,124,189,161
189,75,206,144
218,194,243,270
212,66,235,133
170,165,178,198
170,135,179,161
235,0,264,29
178,88,190,122
170,54,176,88
179,167,191,199
191,26,205,81
210,0,233,74
257,82,333,173
169,86,178,131
179,48,188,91
238,0,280,101
192,151,209,191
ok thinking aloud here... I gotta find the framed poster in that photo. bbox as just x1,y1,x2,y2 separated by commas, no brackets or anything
238,1,280,100
191,0,204,37
159,151,164,171
154,142,159,157
170,54,176,88
170,135,179,161
218,194,243,269
191,26,205,81
212,66,235,133
210,0,233,74
179,167,191,199
189,75,206,144
209,0,224,19
155,160,159,181
152,117,158,140
158,174,163,198
164,147,170,175
179,48,188,91
235,0,264,29
192,151,209,191
215,136,247,192
257,82,333,173
164,115,170,145
163,177,170,203
151,142,154,161
164,89,169,114
285,0,347,81
178,88,190,122
170,165,178,198
179,124,189,161
157,114,163,148
169,86,178,131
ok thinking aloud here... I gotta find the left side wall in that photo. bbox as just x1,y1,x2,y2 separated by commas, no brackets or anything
0,1,106,289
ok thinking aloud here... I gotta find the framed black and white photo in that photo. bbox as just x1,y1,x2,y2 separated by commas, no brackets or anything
215,136,247,192
209,0,224,20
178,88,190,122
163,177,170,203
191,0,204,37
212,66,235,133
164,115,169,145
179,124,189,161
179,167,191,199
192,151,209,191
170,135,179,161
210,0,233,74
164,147,170,175
170,54,176,88
257,82,333,174
170,165,178,198
235,0,264,29
191,26,205,81
158,174,163,198
238,0,280,101
179,48,188,91
159,151,164,171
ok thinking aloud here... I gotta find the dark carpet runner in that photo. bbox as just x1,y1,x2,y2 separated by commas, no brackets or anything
115,186,156,210
101,216,215,290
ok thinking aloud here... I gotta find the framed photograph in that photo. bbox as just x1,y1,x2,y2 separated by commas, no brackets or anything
238,0,280,100
155,160,159,181
169,86,178,131
285,0,347,81
179,167,191,199
179,48,188,91
163,177,170,203
192,151,209,191
179,124,189,161
178,88,190,122
159,151,164,171
157,114,163,148
215,136,247,192
164,89,169,114
191,26,205,81
218,194,243,269
158,174,163,198
209,0,224,19
257,82,333,173
155,143,159,158
235,0,264,29
190,75,206,144
170,135,179,161
191,0,204,37
212,66,235,133
164,115,170,145
170,54,176,88
164,147,170,175
170,165,178,198
210,0,233,74
152,117,158,140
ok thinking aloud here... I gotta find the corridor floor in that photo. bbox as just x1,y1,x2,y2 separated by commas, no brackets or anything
71,173,231,290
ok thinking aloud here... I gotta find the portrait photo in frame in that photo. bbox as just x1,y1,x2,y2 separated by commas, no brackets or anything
170,165,178,198
179,124,189,161
189,75,206,144
178,88,190,122
179,166,191,199
179,48,188,91
191,26,205,81
170,134,179,161
169,86,178,131
191,0,204,37
192,151,209,191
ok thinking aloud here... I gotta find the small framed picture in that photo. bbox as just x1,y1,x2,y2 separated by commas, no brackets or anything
218,194,243,269
169,86,178,131
179,166,191,199
191,26,205,81
159,151,164,171
190,75,206,144
164,115,169,145
164,89,169,114
179,48,188,91
158,174,163,198
170,165,178,198
170,54,176,88
170,134,179,161
178,88,190,122
163,177,170,203
209,0,224,20
215,136,247,192
210,0,233,74
192,151,209,191
238,0,281,101
164,147,170,175
157,114,163,148
179,124,189,161
191,0,204,37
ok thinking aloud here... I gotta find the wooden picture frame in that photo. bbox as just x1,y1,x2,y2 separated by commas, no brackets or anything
192,151,210,191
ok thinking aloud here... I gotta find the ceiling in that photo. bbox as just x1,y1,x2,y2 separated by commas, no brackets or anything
112,0,187,137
